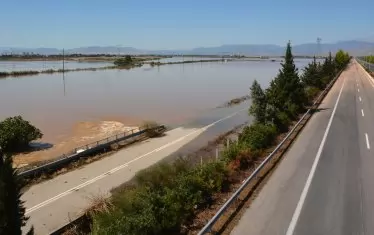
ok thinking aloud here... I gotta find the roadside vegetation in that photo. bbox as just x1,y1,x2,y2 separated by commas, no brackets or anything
86,44,351,235
0,151,34,235
363,55,374,63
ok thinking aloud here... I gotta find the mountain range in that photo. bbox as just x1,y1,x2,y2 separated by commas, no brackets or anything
1,40,374,56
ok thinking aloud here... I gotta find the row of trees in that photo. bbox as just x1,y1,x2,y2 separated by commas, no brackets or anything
249,45,349,131
363,55,374,64
1,116,42,234
222,46,350,184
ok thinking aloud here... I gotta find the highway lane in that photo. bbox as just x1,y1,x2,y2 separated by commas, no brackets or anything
22,103,248,234
232,61,374,235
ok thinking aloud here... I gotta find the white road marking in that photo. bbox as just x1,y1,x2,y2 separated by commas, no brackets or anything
366,133,371,150
357,61,374,87
25,108,246,215
286,77,346,235
362,109,365,117
358,88,360,92
359,96,362,102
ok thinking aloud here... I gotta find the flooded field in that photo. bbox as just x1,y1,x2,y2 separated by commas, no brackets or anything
0,60,111,72
0,59,312,165
156,56,221,63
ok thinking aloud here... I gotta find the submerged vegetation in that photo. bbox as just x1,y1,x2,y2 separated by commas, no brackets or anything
82,44,351,235
150,59,224,67
0,56,225,78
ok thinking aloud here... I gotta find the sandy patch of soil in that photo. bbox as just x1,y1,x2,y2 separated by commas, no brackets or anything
13,120,139,167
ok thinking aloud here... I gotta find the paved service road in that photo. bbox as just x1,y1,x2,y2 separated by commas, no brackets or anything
22,105,247,234
232,60,374,235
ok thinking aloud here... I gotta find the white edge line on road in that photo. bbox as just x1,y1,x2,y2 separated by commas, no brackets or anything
359,96,362,102
286,77,346,235
25,108,246,215
357,61,374,87
362,109,365,117
365,133,370,150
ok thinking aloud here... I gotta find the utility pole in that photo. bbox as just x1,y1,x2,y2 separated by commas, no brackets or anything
61,48,66,96
62,48,65,72
317,38,322,58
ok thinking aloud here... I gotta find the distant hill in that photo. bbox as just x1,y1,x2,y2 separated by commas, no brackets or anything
1,40,374,56
65,46,143,55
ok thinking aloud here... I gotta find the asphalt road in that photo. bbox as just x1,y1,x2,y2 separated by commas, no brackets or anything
22,103,248,234
231,60,374,235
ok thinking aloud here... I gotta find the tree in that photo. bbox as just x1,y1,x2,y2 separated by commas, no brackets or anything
266,41,306,120
318,51,336,86
0,116,43,153
249,80,267,123
124,55,133,64
114,55,133,66
0,152,33,235
301,56,323,89
365,55,374,63
334,49,350,70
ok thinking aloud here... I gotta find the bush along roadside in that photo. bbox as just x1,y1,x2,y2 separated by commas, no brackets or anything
363,55,374,64
82,43,350,235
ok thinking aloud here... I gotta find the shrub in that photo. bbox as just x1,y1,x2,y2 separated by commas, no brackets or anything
135,159,190,189
222,141,245,162
0,116,43,153
285,102,299,119
305,86,321,103
275,111,291,132
321,76,331,87
114,55,133,67
141,121,165,137
92,161,227,235
239,123,277,151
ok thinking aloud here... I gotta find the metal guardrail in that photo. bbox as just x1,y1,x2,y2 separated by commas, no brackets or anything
198,67,345,234
356,57,374,72
18,125,166,178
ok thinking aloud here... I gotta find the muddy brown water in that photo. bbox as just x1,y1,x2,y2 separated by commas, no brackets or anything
0,59,313,165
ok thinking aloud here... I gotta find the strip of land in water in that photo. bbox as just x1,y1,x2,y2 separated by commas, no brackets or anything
0,58,228,78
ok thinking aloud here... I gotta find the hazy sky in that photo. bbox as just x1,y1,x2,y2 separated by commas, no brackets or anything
1,0,373,49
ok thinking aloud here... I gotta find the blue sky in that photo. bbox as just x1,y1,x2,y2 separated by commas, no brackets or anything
1,0,373,49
